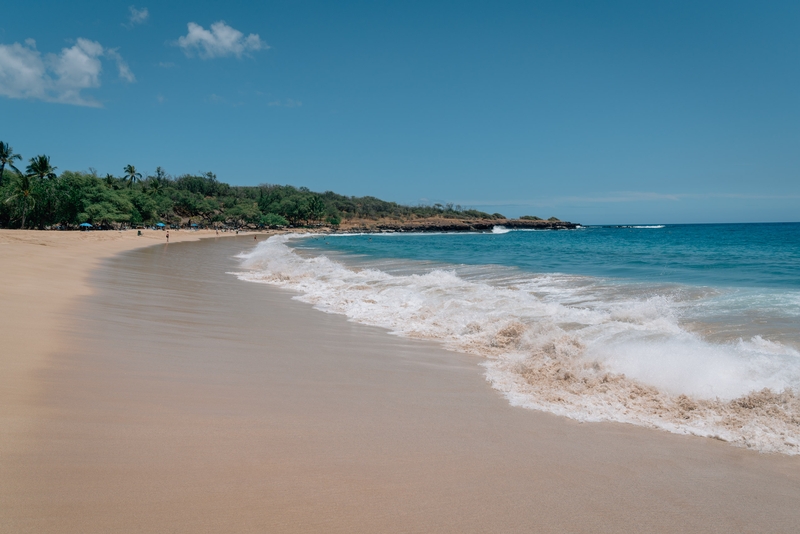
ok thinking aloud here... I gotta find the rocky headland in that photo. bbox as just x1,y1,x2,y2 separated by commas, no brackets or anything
331,217,579,233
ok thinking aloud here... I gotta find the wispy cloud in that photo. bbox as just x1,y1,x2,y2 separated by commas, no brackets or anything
268,98,302,108
694,192,800,200
0,38,135,107
556,191,800,204
559,191,682,203
177,21,267,59
445,193,661,208
105,48,135,82
205,93,243,106
127,6,149,27
452,191,800,209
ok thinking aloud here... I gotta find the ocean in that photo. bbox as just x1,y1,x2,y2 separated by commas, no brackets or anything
236,222,800,454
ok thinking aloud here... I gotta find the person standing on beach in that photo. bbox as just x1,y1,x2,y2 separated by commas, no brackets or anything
166,231,169,243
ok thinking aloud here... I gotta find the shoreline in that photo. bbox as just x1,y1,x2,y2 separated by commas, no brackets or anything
240,230,800,456
2,231,800,532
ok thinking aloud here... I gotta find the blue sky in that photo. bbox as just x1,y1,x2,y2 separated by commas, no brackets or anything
1,1,798,224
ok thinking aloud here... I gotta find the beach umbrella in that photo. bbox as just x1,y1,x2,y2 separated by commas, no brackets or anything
156,222,165,227
79,223,92,227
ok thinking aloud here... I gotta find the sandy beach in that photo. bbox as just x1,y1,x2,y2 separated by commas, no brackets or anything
2,231,800,533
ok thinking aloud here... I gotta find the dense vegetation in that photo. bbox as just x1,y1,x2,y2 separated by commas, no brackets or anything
0,141,510,230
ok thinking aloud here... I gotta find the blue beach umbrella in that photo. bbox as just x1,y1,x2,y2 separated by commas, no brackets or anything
156,222,165,227
79,223,92,227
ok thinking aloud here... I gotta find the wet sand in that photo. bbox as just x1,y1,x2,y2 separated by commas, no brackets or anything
0,229,247,443
3,235,800,532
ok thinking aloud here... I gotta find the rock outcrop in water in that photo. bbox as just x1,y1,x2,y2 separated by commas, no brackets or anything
334,217,578,233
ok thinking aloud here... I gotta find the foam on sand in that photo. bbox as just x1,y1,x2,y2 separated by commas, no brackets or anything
236,234,800,455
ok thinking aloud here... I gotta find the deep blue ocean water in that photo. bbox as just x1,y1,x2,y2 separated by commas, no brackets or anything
296,222,800,289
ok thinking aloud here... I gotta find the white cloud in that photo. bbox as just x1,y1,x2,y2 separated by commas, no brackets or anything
128,6,149,26
0,40,47,100
177,21,267,59
0,38,134,107
50,38,104,100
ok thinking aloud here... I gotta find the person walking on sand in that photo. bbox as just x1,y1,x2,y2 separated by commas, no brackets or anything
166,231,169,243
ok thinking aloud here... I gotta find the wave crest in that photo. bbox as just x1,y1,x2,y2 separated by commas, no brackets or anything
235,235,800,454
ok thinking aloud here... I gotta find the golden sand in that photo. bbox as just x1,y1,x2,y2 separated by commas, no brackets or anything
0,229,248,458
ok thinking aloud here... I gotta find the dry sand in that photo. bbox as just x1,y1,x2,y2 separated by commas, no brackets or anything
1,231,799,533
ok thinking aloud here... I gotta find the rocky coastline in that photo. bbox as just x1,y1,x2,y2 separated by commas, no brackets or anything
331,217,579,233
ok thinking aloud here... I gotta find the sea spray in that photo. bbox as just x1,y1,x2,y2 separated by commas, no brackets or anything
235,234,800,454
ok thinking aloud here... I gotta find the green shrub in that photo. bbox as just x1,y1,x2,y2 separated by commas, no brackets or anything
261,213,288,228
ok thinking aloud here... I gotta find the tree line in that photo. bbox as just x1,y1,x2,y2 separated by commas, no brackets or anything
0,141,509,230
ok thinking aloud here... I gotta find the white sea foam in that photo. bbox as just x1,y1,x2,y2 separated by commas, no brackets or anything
492,225,511,234
235,234,800,455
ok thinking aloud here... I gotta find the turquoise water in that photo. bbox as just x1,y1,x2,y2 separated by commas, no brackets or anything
296,223,800,289
238,223,800,454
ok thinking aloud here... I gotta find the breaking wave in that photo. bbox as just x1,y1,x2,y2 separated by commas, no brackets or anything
235,234,800,455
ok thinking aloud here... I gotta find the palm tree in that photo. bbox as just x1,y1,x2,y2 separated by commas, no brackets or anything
0,141,22,186
104,173,116,188
5,173,36,228
155,166,167,181
26,155,57,180
123,164,142,188
146,178,163,196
